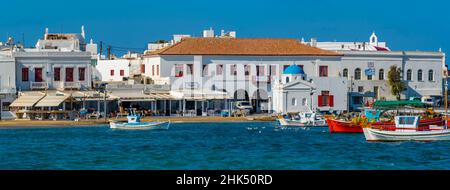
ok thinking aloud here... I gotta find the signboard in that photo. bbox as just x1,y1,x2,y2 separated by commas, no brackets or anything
365,68,375,76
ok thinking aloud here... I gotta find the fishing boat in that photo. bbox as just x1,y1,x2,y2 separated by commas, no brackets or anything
109,109,170,130
278,112,327,127
327,116,444,133
363,115,450,142
327,100,444,133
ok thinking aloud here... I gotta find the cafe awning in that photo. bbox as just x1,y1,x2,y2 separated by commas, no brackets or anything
9,92,45,107
35,92,70,107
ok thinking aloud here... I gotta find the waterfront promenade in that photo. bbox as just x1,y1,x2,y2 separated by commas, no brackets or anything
0,115,274,127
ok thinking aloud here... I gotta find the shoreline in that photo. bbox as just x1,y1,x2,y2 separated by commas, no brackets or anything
0,116,275,128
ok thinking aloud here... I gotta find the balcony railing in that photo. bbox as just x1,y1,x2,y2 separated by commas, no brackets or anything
30,82,48,90
63,82,81,90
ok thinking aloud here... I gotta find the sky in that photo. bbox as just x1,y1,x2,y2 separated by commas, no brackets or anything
1,0,449,55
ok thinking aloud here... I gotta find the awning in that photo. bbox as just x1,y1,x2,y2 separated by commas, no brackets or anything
170,89,230,100
373,100,425,108
35,92,70,107
9,92,45,107
109,90,156,101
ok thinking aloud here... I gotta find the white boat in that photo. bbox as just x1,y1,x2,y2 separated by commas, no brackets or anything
277,112,327,127
109,109,170,130
363,116,450,142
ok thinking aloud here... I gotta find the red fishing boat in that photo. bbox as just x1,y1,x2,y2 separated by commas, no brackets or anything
327,117,444,133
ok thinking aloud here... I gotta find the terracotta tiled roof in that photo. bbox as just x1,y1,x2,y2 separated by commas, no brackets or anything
145,38,341,56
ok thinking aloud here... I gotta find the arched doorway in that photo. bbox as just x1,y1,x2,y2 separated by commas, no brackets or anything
252,89,269,113
233,89,249,101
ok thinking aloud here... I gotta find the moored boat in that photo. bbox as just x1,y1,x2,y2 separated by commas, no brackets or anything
363,116,450,142
109,108,170,130
327,116,444,133
278,112,327,127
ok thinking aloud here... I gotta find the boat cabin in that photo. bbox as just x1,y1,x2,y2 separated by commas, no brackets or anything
394,116,420,131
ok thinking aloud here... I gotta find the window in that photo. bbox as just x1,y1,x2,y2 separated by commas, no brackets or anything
418,69,423,81
34,68,43,82
318,91,334,107
244,65,250,76
156,65,159,75
319,66,328,77
187,64,193,75
343,68,348,78
202,65,209,77
358,86,364,93
379,69,384,80
22,68,29,82
270,65,276,76
152,65,155,75
256,65,265,76
302,98,307,106
119,69,124,77
292,98,297,106
367,74,372,80
175,64,183,77
354,68,361,80
230,65,237,76
140,64,145,74
406,69,412,81
216,64,223,75
66,68,74,82
428,70,434,81
286,76,290,83
78,67,86,81
110,69,114,76
54,67,61,81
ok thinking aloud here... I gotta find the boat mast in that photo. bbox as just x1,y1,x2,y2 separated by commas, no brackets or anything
445,69,448,128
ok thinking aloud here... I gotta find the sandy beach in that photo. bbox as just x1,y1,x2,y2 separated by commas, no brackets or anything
0,116,275,128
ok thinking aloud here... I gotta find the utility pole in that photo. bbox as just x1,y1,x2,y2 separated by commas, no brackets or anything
107,45,111,60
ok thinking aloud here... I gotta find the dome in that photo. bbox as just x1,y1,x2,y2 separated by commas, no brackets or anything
283,65,305,75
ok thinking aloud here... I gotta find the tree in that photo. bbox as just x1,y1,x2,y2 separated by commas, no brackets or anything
387,65,406,100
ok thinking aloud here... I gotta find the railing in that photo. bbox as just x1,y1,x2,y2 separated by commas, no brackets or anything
30,82,48,90
63,82,81,89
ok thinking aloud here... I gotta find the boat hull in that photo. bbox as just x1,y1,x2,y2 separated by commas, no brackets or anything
327,117,444,133
110,121,170,130
363,128,450,142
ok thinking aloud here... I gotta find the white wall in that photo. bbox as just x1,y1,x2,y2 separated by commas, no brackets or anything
95,59,130,82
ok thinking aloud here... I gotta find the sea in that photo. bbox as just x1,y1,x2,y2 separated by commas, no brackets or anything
1,121,450,170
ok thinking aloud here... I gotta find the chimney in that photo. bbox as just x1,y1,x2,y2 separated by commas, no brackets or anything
310,38,317,47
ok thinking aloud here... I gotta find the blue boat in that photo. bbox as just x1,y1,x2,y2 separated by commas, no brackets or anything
109,108,170,130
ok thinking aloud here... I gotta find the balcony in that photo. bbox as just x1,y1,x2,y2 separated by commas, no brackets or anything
30,82,48,90
60,82,81,90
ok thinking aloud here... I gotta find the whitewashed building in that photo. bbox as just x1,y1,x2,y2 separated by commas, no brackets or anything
143,37,346,113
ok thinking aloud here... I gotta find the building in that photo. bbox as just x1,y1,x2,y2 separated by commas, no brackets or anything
306,33,446,110
143,37,345,114
0,46,16,115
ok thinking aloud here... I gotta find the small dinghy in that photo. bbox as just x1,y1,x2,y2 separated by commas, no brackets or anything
110,109,170,130
277,112,327,127
363,115,450,142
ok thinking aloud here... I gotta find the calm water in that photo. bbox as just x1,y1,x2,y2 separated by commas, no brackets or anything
1,122,450,170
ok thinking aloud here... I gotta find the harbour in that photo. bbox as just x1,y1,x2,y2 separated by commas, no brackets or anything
2,121,450,170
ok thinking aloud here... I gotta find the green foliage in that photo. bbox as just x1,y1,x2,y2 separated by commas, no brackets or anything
387,65,406,100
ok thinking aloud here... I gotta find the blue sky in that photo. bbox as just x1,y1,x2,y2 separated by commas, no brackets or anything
1,0,449,55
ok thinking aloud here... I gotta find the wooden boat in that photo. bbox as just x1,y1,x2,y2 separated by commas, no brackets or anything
109,109,170,130
277,112,327,127
327,117,444,133
363,116,450,142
